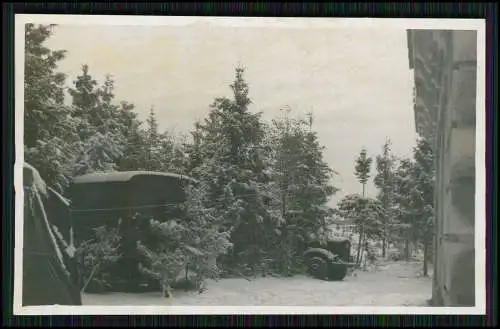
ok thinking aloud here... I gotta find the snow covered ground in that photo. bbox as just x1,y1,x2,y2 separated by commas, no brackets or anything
82,260,432,306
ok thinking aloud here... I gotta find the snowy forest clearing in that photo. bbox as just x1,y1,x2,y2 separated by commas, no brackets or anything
82,260,431,306
21,24,437,309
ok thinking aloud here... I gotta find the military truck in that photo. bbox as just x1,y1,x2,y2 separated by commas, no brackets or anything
303,239,355,281
67,171,197,292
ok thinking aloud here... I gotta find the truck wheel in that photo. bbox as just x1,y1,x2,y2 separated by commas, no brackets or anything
306,256,329,280
328,264,348,281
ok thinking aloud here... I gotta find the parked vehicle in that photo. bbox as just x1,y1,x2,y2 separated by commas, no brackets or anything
67,171,197,292
22,163,82,305
303,239,355,281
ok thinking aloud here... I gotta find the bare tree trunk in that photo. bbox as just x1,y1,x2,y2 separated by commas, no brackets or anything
361,236,369,268
381,212,387,259
423,240,429,277
279,115,291,276
281,178,290,276
356,183,366,266
404,234,410,261
382,233,387,258
355,229,364,266
184,265,189,292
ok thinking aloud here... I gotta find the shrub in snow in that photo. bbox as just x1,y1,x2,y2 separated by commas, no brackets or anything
137,238,187,298
75,225,122,293
137,184,232,298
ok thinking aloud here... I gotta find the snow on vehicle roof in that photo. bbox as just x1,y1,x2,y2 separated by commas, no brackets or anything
23,162,47,195
72,171,198,184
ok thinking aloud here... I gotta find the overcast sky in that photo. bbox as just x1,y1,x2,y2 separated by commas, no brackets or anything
44,22,417,206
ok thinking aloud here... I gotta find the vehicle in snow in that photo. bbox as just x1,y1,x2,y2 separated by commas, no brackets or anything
303,239,355,281
67,171,197,292
22,163,82,306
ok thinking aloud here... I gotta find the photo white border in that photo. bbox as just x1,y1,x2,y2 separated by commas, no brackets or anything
13,14,487,316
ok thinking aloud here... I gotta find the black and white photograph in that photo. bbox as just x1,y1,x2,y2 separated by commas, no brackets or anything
14,15,486,315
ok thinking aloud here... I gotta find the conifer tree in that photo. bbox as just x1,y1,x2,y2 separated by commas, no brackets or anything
24,24,80,191
374,139,397,258
187,66,276,274
267,110,337,274
353,148,373,265
69,66,125,175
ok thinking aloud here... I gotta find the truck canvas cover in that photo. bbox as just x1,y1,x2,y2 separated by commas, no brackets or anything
22,163,82,306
